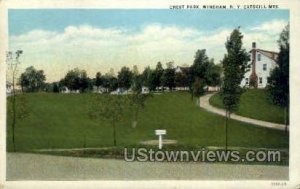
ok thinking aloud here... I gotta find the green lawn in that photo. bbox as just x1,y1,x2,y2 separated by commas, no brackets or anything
7,92,288,153
209,89,286,124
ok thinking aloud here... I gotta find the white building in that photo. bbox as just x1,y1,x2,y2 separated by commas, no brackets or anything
241,42,278,88
60,87,80,94
111,86,149,95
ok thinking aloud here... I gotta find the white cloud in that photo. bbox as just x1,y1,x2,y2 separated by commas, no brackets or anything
9,19,287,82
251,19,287,33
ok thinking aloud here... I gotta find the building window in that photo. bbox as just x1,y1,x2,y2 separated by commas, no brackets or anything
259,77,263,84
263,64,267,71
245,78,249,85
257,54,261,61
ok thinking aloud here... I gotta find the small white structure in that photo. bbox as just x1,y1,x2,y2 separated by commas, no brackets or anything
155,129,166,149
110,88,128,95
141,86,149,94
206,86,220,92
6,81,12,94
241,42,278,88
93,86,107,93
61,87,79,94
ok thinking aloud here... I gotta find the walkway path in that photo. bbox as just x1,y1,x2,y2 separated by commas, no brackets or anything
200,93,287,131
7,153,288,180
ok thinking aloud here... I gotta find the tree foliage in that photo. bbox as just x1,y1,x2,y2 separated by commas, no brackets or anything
267,24,289,130
95,72,103,89
154,62,164,89
142,66,156,91
190,49,210,84
221,28,250,113
205,60,222,87
192,78,206,98
102,74,118,92
267,24,289,107
189,49,221,98
161,62,175,90
61,68,90,92
131,65,143,93
175,71,189,88
127,93,152,128
19,66,46,92
88,94,128,146
118,66,133,90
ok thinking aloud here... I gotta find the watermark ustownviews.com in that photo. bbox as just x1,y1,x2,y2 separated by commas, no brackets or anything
124,148,282,163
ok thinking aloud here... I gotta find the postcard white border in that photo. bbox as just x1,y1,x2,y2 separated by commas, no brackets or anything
0,0,299,188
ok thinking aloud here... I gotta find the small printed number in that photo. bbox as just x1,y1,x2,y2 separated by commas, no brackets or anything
271,182,287,186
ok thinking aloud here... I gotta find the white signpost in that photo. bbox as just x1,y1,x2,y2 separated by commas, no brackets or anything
155,129,166,149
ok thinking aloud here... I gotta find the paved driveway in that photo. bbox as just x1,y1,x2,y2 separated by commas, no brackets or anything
200,93,287,131
7,153,288,180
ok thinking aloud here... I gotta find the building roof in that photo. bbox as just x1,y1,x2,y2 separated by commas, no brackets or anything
175,66,190,74
250,49,279,62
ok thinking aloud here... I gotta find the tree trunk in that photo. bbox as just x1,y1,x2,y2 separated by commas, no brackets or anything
12,73,16,152
132,109,139,128
284,106,288,134
132,121,137,128
113,122,116,146
225,110,228,152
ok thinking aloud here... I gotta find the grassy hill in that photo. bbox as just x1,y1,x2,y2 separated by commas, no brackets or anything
209,89,286,124
7,92,288,153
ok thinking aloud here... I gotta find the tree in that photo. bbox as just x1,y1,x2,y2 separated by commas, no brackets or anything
153,62,164,90
161,62,175,90
44,83,52,92
53,83,60,93
131,65,143,93
88,94,128,146
95,72,103,89
175,65,189,90
6,50,30,151
267,24,289,133
127,93,152,128
7,94,30,151
118,66,133,90
142,62,164,91
189,49,211,99
190,50,210,81
205,59,222,87
102,70,118,92
102,74,118,92
192,78,206,106
175,72,188,88
61,68,90,92
19,66,46,92
142,66,156,91
221,28,250,150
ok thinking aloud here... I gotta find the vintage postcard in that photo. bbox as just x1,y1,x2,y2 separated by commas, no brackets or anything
0,0,299,188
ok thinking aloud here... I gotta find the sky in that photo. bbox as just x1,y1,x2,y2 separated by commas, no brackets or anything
8,9,289,82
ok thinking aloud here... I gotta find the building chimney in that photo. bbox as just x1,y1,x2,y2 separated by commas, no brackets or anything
250,42,258,88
